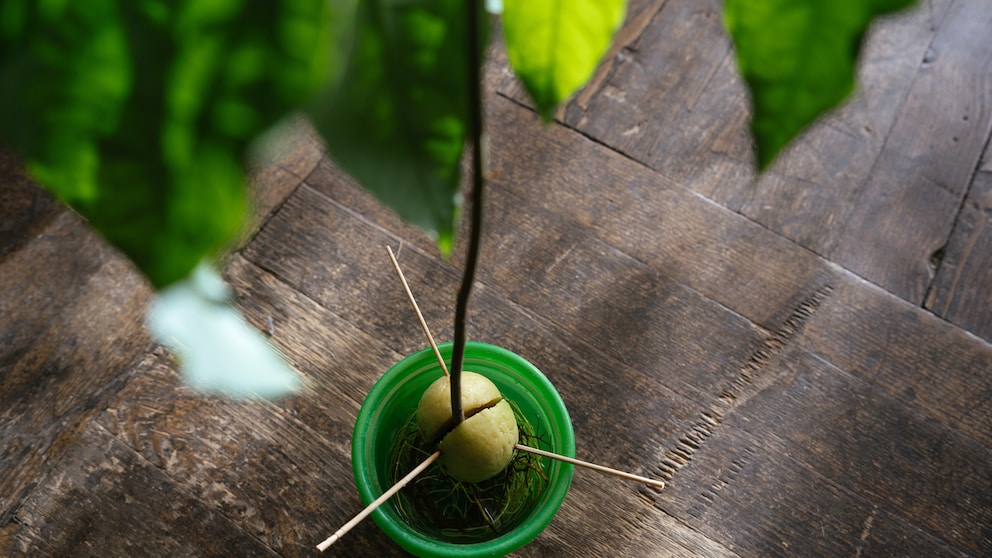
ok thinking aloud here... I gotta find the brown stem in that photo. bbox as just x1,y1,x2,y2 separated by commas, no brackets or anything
450,0,486,427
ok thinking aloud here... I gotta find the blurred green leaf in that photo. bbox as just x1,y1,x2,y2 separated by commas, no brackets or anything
725,0,916,169
308,0,477,253
503,0,626,120
0,0,330,287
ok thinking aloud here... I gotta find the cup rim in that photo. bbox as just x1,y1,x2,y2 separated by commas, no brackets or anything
352,341,575,557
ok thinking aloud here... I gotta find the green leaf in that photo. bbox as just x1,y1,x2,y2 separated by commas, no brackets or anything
308,0,478,252
503,0,627,119
724,0,916,169
0,0,331,287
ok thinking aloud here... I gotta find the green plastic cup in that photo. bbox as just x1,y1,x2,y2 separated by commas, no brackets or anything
352,342,575,557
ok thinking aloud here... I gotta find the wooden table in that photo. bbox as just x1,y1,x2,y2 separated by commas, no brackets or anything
2,0,991,555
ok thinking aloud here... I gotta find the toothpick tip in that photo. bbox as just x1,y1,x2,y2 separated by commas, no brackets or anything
514,443,666,489
315,450,441,550
385,245,450,376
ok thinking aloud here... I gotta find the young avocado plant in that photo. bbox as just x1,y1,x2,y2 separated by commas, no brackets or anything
313,2,635,546
315,0,914,546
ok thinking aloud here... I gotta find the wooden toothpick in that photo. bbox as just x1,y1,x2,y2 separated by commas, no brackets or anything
514,444,666,489
317,450,442,552
316,250,449,552
387,245,449,377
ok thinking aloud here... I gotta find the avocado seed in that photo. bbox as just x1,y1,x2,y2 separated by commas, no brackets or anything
415,372,518,483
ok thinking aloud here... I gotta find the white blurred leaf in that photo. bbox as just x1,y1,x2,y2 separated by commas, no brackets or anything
147,263,301,398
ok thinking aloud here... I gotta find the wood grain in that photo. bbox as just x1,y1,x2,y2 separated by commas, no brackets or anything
649,425,971,557
239,178,778,554
243,122,992,554
516,474,738,558
2,418,280,558
0,151,60,261
239,190,698,554
243,182,686,471
493,0,989,311
926,139,992,342
484,92,836,332
483,92,992,453
736,346,991,554
563,0,746,205
96,351,382,557
238,116,326,248
796,275,992,448
0,197,153,524
830,0,992,302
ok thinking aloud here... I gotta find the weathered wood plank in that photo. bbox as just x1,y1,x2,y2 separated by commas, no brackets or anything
232,204,743,555
305,152,774,411
831,0,992,302
636,345,983,555
226,254,403,414
736,346,991,554
926,139,992,342
301,157,447,259
94,349,400,557
572,0,673,113
1,419,279,558
241,146,992,555
489,0,674,119
516,474,738,558
243,183,682,470
494,0,981,315
479,195,767,406
249,179,771,419
0,119,317,536
487,0,752,208
0,183,153,523
4,0,992,553
561,0,746,204
796,276,992,448
484,92,837,331
97,247,728,556
0,151,60,261
548,0,950,215
242,116,326,243
647,426,971,557
243,184,462,358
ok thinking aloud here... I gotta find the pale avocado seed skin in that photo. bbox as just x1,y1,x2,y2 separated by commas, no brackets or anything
416,371,501,442
415,372,518,483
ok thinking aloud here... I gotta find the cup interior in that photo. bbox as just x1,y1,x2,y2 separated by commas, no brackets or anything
352,342,575,558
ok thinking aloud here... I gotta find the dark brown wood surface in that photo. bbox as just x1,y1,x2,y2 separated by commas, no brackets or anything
2,1,991,556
